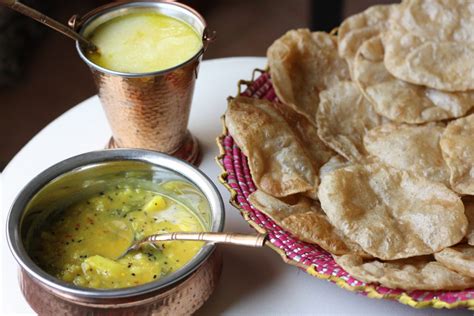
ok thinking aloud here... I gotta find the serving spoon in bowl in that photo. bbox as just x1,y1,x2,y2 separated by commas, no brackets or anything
0,0,98,53
118,232,267,259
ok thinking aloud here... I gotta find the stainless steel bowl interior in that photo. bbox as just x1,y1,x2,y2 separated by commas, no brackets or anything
7,149,224,299
76,1,207,78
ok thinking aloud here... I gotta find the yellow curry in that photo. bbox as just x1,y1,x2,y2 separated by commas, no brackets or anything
29,180,206,289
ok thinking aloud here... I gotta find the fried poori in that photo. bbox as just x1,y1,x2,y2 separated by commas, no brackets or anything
383,0,474,91
354,36,474,123
440,114,474,195
225,96,318,197
318,163,466,260
268,29,350,124
335,253,474,290
435,245,474,278
338,4,397,74
248,190,367,256
364,123,451,186
316,81,385,161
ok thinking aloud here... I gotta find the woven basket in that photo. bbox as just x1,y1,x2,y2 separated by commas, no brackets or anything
216,69,474,310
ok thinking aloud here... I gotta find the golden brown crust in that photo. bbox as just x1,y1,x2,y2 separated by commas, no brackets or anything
335,253,474,291
364,123,451,186
225,96,318,197
354,36,474,123
316,81,385,161
268,29,350,124
440,114,474,195
435,245,474,278
318,162,467,260
383,0,474,91
248,190,368,256
338,4,397,74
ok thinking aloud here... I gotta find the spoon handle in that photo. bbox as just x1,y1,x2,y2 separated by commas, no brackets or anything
0,0,97,51
135,232,267,249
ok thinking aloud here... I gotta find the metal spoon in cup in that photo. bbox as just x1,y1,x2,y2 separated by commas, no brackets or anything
0,0,98,53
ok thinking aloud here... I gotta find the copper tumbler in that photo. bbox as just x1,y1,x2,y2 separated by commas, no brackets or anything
71,1,213,165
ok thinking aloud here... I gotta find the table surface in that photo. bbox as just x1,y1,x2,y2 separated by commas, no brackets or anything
1,57,471,315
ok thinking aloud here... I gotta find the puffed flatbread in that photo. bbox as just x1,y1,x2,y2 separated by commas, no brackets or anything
318,155,349,179
440,113,474,195
335,254,474,290
316,81,385,161
383,0,474,91
435,245,474,278
396,0,474,42
268,29,350,124
338,4,397,74
364,123,451,186
225,96,318,197
318,162,467,260
354,36,474,123
248,190,367,256
271,102,334,169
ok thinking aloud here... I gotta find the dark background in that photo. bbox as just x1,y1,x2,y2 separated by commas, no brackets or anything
0,0,394,169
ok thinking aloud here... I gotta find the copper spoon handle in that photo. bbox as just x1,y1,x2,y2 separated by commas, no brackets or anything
0,0,98,52
128,232,267,253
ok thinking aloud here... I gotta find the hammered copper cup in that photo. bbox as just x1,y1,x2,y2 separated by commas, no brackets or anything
72,1,213,165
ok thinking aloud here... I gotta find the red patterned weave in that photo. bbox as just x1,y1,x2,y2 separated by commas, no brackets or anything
217,70,474,309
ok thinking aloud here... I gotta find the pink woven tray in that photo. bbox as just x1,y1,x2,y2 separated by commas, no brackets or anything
216,69,474,310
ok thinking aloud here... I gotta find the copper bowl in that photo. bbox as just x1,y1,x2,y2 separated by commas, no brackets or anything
6,149,225,315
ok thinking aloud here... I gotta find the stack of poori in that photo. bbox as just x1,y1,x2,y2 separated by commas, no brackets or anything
224,0,474,291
